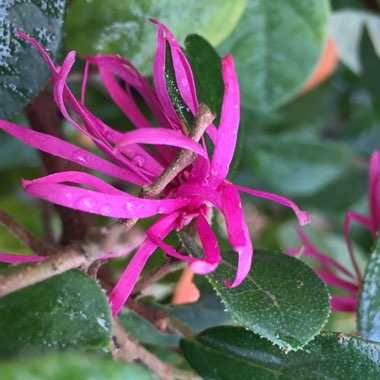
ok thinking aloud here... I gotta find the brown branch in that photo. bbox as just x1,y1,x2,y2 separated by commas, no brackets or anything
25,88,92,245
0,208,56,256
112,320,199,380
0,244,94,297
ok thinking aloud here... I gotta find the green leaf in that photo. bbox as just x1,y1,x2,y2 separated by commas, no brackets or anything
165,42,194,131
119,309,180,347
183,241,330,350
360,26,380,114
330,10,380,74
181,326,380,379
65,0,245,74
184,34,224,124
0,1,65,119
0,270,112,359
246,135,354,197
0,353,153,380
358,237,380,342
218,0,330,111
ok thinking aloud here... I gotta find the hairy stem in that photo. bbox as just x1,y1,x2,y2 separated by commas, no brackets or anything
112,320,199,380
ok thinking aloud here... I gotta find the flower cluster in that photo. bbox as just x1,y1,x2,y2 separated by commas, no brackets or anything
289,151,380,313
0,21,310,316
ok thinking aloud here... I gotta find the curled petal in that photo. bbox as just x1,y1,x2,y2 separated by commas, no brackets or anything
210,55,240,183
235,185,311,226
151,19,198,115
0,253,46,264
116,128,208,159
153,22,183,131
23,178,189,219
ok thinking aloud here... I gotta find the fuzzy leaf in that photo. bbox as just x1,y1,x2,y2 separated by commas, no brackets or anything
0,270,112,359
181,326,380,379
358,237,380,342
0,0,65,119
218,0,330,111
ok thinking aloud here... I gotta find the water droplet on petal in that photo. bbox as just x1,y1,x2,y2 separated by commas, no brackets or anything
181,78,188,87
158,206,166,213
132,155,146,168
99,204,112,215
74,196,95,211
124,201,134,214
72,149,88,165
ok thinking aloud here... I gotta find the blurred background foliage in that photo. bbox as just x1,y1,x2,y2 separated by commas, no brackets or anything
2,0,380,346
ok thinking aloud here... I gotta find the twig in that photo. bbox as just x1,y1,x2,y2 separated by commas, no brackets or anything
0,208,56,256
112,320,199,380
126,298,173,334
26,88,92,245
118,104,215,229
0,244,95,297
132,257,184,295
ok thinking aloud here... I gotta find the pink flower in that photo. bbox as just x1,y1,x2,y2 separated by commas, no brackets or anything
0,21,310,316
288,151,380,313
288,228,360,312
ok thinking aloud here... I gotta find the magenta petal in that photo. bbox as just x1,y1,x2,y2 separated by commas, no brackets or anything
331,295,357,312
235,185,311,226
0,253,46,264
0,121,146,185
98,66,155,129
116,128,208,159
315,269,359,292
210,55,240,183
152,22,182,131
220,183,253,287
177,184,222,209
290,228,357,280
23,178,189,218
109,239,156,317
152,20,198,115
225,219,253,288
108,213,178,317
344,211,366,282
220,183,246,248
196,212,221,266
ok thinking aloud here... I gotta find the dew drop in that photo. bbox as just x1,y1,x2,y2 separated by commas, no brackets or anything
181,78,188,87
99,204,112,215
158,206,166,213
72,149,88,165
132,155,146,168
124,201,134,213
74,196,95,211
